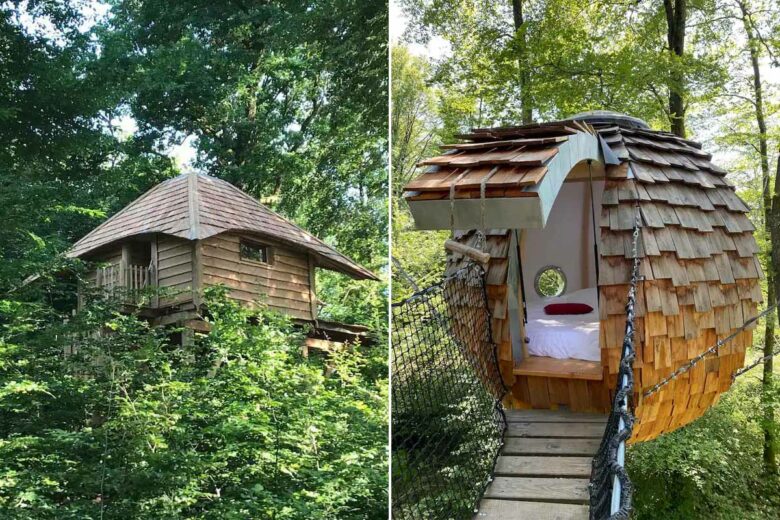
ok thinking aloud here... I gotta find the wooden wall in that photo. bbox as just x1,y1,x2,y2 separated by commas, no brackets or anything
156,235,194,307
200,233,315,321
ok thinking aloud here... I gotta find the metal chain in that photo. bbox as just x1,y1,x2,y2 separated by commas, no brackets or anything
732,343,780,380
643,302,778,399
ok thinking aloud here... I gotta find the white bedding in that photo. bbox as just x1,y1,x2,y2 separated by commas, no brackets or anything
526,287,601,362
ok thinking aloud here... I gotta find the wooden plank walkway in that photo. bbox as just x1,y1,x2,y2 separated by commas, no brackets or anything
474,408,607,520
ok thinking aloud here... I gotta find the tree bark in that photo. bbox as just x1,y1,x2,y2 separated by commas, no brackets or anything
738,0,777,474
511,0,532,124
663,0,687,137
768,147,780,474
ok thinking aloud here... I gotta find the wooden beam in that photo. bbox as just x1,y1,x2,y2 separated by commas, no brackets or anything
305,337,344,352
444,239,491,264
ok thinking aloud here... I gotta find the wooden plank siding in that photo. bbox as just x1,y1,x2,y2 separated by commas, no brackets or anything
157,235,194,306
200,233,314,320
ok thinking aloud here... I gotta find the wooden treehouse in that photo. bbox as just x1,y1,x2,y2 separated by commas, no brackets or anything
403,111,762,445
68,171,378,347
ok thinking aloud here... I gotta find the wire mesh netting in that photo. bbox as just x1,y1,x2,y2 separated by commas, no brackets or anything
391,263,507,520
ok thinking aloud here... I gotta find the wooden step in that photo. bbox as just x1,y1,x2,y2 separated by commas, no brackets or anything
494,456,593,478
474,499,589,520
503,438,601,456
505,409,608,423
483,476,590,503
506,422,606,438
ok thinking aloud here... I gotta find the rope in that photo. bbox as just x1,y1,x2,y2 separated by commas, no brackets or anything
448,170,469,237
589,206,641,520
643,302,778,399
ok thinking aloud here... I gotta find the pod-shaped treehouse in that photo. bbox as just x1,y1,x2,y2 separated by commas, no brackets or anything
402,112,762,442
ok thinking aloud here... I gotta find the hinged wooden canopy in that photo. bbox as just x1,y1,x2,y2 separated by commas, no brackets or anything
403,121,611,229
67,171,377,281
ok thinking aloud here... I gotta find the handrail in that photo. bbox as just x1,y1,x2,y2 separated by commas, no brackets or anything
95,264,151,292
589,209,640,520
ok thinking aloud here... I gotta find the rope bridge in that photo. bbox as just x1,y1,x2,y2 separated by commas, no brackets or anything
391,263,507,520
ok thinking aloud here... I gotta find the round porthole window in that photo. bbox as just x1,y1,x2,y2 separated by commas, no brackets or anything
535,266,567,298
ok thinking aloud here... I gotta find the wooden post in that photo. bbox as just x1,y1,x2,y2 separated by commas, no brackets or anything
192,240,203,309
150,235,159,308
517,230,529,362
120,243,131,288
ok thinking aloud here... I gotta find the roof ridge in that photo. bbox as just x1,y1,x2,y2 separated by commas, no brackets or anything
188,171,201,239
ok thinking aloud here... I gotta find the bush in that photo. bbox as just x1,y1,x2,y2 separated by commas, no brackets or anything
628,378,780,520
0,289,387,519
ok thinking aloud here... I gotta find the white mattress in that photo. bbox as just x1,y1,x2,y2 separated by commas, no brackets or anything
525,287,601,362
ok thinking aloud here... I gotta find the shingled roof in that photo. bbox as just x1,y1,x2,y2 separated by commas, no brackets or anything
419,113,763,442
67,172,377,281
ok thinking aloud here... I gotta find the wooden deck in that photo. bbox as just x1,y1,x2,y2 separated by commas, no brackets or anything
474,408,607,520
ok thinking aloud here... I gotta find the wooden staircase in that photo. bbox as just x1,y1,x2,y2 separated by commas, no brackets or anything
474,408,607,520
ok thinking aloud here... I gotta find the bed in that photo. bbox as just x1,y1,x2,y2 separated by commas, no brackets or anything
525,287,601,362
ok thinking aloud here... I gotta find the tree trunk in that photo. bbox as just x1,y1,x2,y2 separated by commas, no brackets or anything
768,147,780,474
739,0,777,474
663,0,687,137
511,0,532,124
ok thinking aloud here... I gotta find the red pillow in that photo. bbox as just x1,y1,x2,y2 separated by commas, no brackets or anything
544,303,593,315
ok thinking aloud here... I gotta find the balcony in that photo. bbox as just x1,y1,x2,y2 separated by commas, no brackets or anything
89,263,156,305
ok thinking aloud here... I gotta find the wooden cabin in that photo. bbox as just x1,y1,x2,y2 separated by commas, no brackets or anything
68,171,378,344
402,111,762,442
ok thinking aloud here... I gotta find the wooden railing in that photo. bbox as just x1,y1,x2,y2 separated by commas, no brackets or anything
93,263,155,302
124,264,151,290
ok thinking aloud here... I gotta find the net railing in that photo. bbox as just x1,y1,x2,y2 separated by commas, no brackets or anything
589,211,640,520
391,263,507,520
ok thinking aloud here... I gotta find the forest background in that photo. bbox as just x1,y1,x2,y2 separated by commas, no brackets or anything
0,1,388,519
391,0,780,518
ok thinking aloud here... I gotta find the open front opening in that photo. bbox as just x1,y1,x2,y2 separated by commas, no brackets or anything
513,176,604,379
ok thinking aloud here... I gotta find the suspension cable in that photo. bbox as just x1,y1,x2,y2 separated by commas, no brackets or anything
732,343,780,380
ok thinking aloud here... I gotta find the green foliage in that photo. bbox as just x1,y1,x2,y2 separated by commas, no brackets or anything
0,1,389,516
628,378,780,520
399,0,731,131
0,288,387,519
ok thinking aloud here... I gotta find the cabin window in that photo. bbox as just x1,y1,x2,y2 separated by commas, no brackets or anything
240,240,271,264
534,265,566,298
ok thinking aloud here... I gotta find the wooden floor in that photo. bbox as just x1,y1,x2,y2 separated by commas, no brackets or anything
474,408,607,520
513,356,603,381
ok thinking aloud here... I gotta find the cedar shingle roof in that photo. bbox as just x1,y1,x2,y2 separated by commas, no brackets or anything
67,172,377,280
